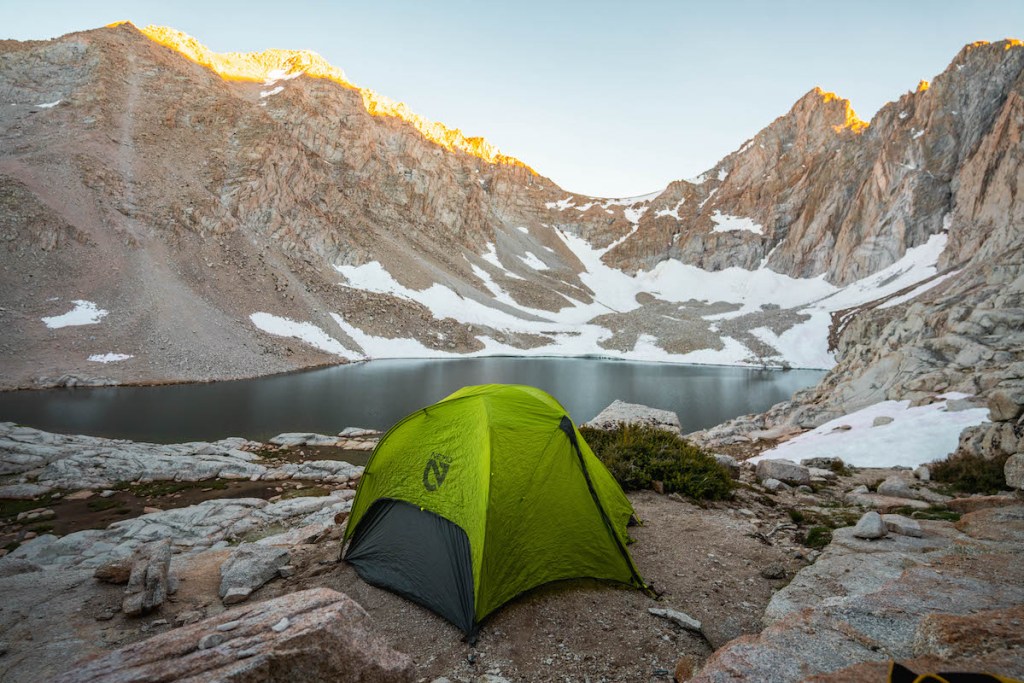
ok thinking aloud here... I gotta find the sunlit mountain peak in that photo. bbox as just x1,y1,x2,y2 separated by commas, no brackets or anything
811,88,869,135
122,23,533,173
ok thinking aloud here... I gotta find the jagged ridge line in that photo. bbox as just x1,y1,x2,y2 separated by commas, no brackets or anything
123,23,535,174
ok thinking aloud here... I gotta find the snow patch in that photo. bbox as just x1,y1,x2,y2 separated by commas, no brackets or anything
330,313,445,359
518,252,549,271
750,395,989,468
880,269,961,309
260,86,284,98
88,353,132,363
655,199,685,220
545,197,575,210
42,300,107,328
35,100,61,109
710,211,764,235
249,312,356,358
623,205,648,225
698,188,717,209
912,129,924,140
717,168,729,182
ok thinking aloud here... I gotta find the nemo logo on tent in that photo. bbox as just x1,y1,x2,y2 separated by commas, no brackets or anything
423,452,451,491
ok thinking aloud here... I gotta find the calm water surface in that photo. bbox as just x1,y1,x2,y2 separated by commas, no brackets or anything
0,358,824,443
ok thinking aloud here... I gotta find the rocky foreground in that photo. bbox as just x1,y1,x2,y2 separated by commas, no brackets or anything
1,413,1022,682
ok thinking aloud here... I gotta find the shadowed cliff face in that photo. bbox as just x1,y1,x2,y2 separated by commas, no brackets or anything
0,24,1021,390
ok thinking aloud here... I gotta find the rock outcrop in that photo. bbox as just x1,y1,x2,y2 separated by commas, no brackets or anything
58,588,414,682
0,422,364,488
1,492,353,571
582,400,682,433
692,505,1024,682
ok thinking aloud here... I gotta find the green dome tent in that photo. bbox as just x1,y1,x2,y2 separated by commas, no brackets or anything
342,384,649,636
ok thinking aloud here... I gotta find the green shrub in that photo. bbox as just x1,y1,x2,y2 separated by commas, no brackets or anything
930,452,1009,494
579,423,733,501
787,509,806,525
802,526,832,548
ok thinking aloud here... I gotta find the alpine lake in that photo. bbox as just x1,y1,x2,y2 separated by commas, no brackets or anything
0,357,825,445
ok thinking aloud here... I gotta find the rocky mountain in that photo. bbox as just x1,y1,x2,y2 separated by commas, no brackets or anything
0,24,1021,396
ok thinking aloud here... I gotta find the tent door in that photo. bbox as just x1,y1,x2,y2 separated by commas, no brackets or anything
344,498,476,634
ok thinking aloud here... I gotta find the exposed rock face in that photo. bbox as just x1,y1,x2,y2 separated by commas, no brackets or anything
0,422,364,487
693,506,1024,682
0,493,352,571
59,588,414,682
1007,454,1024,489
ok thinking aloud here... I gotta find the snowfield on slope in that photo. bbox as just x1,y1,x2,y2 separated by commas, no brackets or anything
253,225,953,370
749,394,989,468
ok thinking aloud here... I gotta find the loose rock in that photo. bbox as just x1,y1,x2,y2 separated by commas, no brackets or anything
93,558,133,585
712,454,740,479
583,400,682,433
988,389,1024,422
755,459,810,485
875,476,917,500
122,539,172,616
648,607,702,633
219,544,290,604
881,514,923,538
852,511,887,539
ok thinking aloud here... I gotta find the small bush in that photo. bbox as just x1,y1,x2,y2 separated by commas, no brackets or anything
930,452,1009,494
787,508,806,525
579,423,733,501
802,526,832,548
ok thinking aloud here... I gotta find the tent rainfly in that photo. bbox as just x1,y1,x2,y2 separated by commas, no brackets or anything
342,384,649,637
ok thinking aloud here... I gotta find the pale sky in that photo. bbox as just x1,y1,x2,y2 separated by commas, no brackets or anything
2,1,1022,197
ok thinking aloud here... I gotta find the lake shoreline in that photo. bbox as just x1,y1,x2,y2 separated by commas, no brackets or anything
0,352,830,394
0,358,825,444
